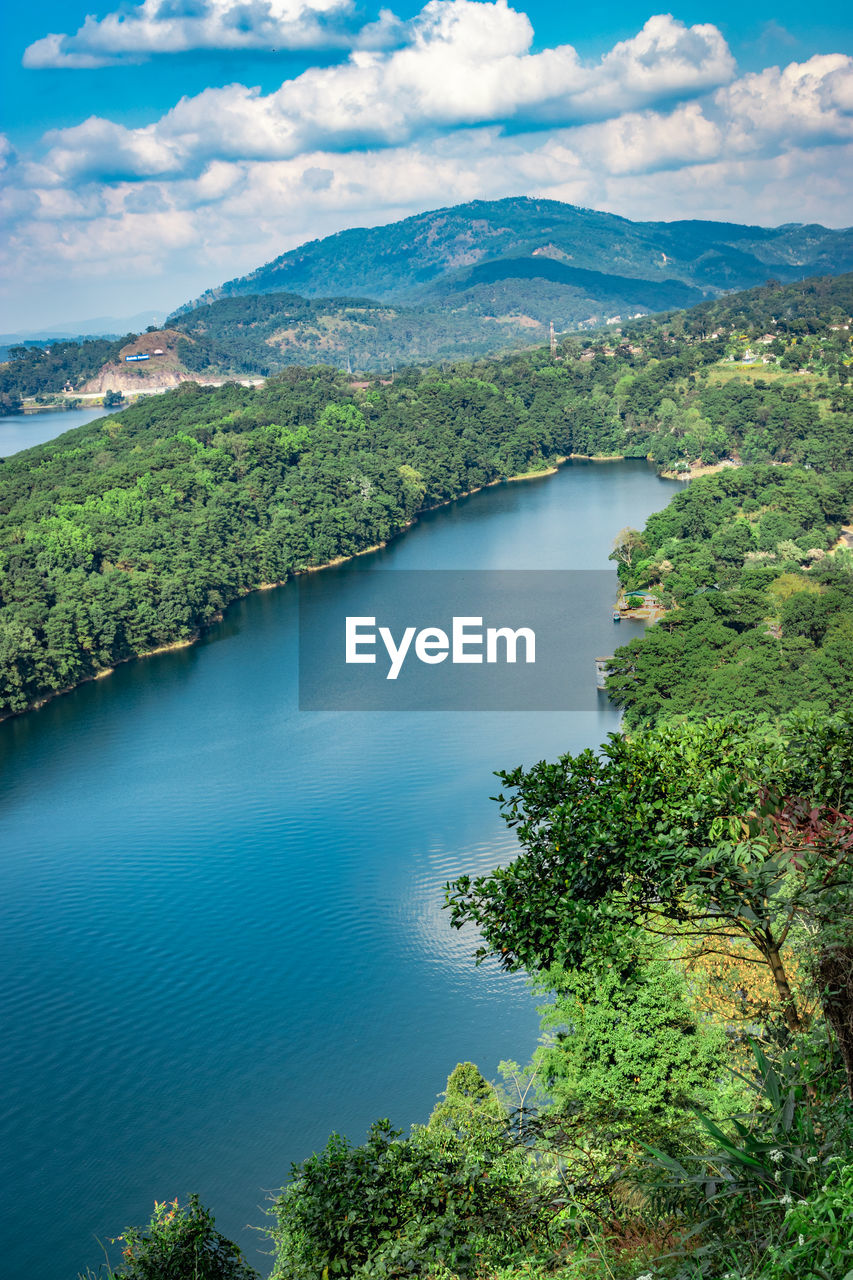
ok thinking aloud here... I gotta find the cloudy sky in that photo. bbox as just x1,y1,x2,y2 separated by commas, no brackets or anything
1,0,852,330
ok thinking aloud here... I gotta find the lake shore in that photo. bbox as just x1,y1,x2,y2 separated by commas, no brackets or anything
0,453,649,722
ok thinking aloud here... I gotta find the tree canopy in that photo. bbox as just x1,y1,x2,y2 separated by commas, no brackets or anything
447,715,853,1052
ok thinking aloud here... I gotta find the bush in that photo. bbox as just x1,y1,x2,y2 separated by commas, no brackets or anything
81,1195,258,1280
267,1116,553,1279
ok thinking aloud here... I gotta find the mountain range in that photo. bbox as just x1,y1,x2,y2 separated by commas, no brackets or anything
159,197,853,370
179,196,853,316
5,199,853,399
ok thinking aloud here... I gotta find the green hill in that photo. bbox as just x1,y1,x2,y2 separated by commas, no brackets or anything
170,291,550,375
180,197,853,313
3,268,852,719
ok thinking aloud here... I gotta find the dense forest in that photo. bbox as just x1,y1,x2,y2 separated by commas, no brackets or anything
5,269,852,400
642,272,853,342
607,465,853,725
171,291,550,374
2,273,852,719
186,196,853,307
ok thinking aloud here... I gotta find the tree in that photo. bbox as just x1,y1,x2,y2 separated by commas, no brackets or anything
428,1062,505,1140
609,526,646,569
267,1116,550,1279
446,716,853,1071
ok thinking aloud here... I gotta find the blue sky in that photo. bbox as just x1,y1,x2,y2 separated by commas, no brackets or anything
1,1,852,329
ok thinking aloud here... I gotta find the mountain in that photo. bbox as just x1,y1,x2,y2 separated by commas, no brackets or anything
179,197,853,318
9,203,853,401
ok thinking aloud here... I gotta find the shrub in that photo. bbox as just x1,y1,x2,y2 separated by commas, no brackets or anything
267,1116,553,1279
759,1161,853,1280
81,1195,258,1280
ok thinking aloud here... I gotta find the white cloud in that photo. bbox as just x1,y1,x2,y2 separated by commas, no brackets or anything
23,0,373,68
717,54,853,151
573,102,722,176
27,6,737,185
573,13,734,113
0,134,14,175
4,125,853,331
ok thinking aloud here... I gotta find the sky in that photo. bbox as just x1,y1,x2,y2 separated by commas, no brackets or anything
1,1,852,330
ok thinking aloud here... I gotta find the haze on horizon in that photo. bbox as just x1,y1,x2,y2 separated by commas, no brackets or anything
1,0,852,331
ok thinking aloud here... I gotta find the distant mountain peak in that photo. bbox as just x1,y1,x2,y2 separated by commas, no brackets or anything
174,199,853,336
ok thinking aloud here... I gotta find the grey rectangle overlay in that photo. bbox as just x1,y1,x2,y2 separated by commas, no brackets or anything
298,570,634,711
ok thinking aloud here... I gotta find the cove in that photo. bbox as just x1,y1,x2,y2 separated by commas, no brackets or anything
0,458,680,1278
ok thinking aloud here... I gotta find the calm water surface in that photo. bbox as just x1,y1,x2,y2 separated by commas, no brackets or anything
0,407,108,456
0,459,680,1278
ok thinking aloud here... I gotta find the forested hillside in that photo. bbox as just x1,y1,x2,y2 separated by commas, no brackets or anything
607,465,853,725
185,196,853,308
171,291,553,374
0,366,573,715
654,270,853,340
3,272,852,719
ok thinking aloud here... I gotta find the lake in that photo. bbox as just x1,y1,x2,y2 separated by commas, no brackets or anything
0,406,109,456
0,457,680,1278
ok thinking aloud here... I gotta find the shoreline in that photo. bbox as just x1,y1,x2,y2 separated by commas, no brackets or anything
0,452,642,724
1,636,199,724
569,451,627,462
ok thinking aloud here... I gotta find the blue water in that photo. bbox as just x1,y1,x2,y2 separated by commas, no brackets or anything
0,459,679,1278
0,407,108,456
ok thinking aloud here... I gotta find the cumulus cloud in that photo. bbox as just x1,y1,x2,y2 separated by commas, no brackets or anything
22,0,388,68
717,54,853,151
27,5,737,185
572,101,722,176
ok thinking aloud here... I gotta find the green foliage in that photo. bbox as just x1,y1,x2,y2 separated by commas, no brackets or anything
428,1062,506,1142
171,291,547,372
447,714,853,1040
0,336,127,398
3,267,852,719
0,363,571,714
537,959,727,1150
267,1116,552,1279
81,1195,258,1280
644,1033,853,1279
760,1161,853,1280
606,465,853,727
